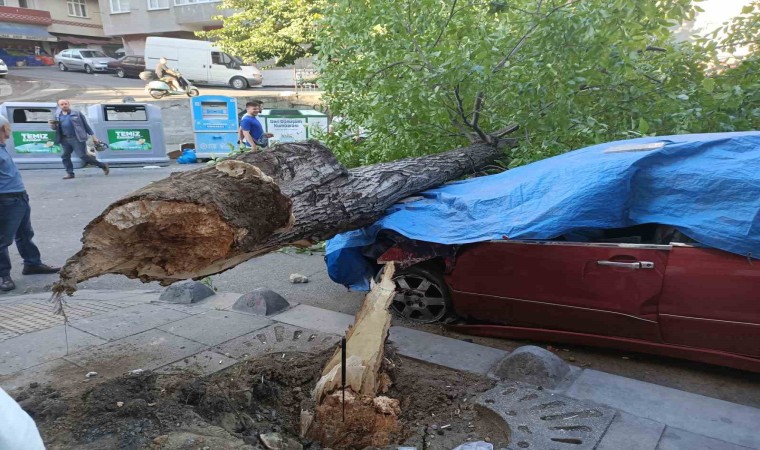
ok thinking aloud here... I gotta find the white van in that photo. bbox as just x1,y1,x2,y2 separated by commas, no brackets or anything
144,37,263,90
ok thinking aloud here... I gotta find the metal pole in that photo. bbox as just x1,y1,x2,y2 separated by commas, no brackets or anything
341,336,347,422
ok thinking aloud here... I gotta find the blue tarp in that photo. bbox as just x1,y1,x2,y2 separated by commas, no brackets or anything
326,131,760,290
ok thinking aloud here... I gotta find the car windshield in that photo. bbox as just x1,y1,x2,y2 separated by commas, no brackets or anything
80,51,107,58
230,55,244,65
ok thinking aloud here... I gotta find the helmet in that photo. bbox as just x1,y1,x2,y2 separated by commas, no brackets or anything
93,141,109,152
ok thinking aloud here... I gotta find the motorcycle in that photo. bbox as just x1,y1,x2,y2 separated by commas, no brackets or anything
139,70,199,99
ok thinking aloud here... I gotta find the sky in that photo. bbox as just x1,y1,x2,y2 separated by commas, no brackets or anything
694,0,752,33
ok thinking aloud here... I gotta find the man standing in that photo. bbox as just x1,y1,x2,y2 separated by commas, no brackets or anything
240,100,273,149
49,99,109,180
0,115,60,292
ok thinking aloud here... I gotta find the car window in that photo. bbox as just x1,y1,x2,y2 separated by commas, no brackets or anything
61,51,70,57
124,57,135,64
211,52,222,65
72,53,82,60
80,50,107,58
137,57,144,65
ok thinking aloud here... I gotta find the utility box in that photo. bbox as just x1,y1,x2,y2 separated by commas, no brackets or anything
259,109,329,143
190,95,239,159
0,101,84,169
88,103,169,167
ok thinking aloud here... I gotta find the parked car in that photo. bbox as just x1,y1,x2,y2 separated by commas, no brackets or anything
326,132,760,372
54,49,117,74
107,55,145,78
0,58,7,78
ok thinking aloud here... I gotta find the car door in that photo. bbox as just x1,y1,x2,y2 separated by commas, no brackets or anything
133,57,145,77
70,51,84,70
209,51,234,85
447,240,669,341
123,57,137,77
659,245,760,356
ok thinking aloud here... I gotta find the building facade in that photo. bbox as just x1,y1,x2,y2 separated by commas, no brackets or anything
96,0,227,56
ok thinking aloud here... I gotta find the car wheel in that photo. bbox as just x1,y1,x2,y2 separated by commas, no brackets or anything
230,76,248,90
389,265,453,323
116,69,125,78
84,64,93,74
58,63,68,71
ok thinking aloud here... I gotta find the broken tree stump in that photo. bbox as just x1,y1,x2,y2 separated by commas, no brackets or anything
52,140,504,296
306,262,401,447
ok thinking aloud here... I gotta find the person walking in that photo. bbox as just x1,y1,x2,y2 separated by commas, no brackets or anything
240,100,273,149
0,115,60,292
49,99,109,180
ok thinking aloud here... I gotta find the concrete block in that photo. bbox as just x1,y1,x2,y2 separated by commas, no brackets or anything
272,304,355,336
0,325,106,375
492,345,571,388
64,329,207,378
477,381,616,450
213,323,339,360
597,412,665,450
158,280,215,304
156,350,238,377
389,326,508,375
657,427,753,450
69,304,191,340
158,310,272,346
563,369,760,449
232,288,290,316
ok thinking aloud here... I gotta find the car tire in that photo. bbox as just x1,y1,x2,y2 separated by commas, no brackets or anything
230,76,248,90
58,63,68,71
84,64,93,74
116,69,125,78
388,264,454,324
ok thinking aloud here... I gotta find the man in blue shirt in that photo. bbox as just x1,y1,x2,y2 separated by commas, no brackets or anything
0,115,60,291
239,101,273,149
50,99,109,180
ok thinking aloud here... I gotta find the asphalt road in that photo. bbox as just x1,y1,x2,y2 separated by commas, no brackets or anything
0,66,306,103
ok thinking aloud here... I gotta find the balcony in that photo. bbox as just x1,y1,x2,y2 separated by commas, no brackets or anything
0,6,53,26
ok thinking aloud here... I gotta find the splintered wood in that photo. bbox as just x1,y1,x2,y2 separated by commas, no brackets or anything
305,263,401,448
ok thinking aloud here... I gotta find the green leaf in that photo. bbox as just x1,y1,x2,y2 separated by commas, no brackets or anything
701,77,715,93
638,117,650,134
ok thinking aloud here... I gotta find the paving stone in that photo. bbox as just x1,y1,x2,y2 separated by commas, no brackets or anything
213,323,339,360
597,412,665,450
272,304,355,335
0,325,106,375
389,326,508,375
156,350,238,377
563,369,760,449
657,427,754,450
159,280,215,304
493,345,571,388
232,288,290,316
157,293,242,314
0,359,86,392
64,329,207,378
69,304,191,340
477,381,616,450
158,310,272,346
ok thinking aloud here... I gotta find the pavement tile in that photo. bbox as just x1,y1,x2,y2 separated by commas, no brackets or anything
69,303,191,340
0,325,106,375
64,329,207,378
563,369,760,449
156,350,238,377
389,326,508,375
271,304,355,335
155,293,242,313
597,411,665,450
0,358,86,392
213,323,339,360
158,310,272,346
657,427,754,450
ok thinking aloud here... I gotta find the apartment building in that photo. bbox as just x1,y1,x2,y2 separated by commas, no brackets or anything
0,0,120,58
97,0,228,56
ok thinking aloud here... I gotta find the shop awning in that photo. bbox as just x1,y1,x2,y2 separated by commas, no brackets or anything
55,35,122,46
0,22,56,42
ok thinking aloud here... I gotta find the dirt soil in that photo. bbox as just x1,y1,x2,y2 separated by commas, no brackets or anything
12,346,506,450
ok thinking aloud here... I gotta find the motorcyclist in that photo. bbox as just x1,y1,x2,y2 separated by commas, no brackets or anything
155,57,180,91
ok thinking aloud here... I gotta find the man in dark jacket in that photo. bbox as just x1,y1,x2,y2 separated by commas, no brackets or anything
49,99,109,180
0,115,60,291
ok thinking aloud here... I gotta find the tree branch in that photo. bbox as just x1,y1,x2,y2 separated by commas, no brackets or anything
432,0,459,48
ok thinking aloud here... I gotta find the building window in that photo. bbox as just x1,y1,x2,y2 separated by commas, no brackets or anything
148,0,169,9
174,0,220,5
19,0,30,8
67,0,88,17
111,0,130,13
0,0,6,6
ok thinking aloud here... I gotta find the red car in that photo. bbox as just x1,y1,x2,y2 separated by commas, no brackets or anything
378,223,760,372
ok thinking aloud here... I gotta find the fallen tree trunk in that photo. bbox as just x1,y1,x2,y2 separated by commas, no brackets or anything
53,140,504,295
305,263,400,447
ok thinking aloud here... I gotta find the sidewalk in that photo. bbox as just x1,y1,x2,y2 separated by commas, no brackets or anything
0,289,757,450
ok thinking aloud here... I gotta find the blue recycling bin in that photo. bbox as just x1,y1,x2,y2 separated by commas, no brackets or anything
190,95,239,159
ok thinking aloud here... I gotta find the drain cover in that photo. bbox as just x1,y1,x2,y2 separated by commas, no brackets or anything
476,382,615,449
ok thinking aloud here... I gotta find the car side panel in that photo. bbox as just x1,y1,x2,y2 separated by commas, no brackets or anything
446,241,668,341
659,246,760,356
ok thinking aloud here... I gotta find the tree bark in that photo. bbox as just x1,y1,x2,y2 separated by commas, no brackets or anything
53,140,502,295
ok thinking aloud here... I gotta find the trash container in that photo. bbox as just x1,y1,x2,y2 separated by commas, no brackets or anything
190,95,239,159
87,103,169,167
259,109,329,143
0,101,84,169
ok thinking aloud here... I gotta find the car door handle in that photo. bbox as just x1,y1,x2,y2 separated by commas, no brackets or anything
597,260,655,269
